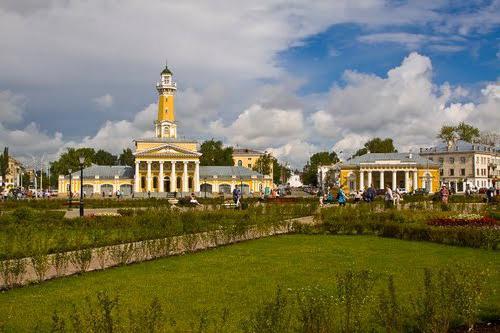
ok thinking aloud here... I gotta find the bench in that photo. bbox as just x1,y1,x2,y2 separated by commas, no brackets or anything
63,200,80,207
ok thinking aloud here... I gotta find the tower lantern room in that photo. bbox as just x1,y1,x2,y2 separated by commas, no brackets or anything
155,62,177,138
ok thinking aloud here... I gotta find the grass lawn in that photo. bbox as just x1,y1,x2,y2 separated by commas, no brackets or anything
1,235,499,331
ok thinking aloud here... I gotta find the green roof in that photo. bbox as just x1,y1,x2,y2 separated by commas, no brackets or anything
161,65,172,75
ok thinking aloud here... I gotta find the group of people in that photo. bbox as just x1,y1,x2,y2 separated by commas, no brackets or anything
319,186,347,207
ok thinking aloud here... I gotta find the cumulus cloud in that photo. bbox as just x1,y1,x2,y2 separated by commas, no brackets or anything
210,104,305,148
93,94,114,110
310,52,498,155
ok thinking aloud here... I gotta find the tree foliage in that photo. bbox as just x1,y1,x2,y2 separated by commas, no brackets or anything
353,138,397,158
94,149,117,166
437,122,480,144
252,153,273,175
0,147,9,187
50,148,97,177
302,151,339,186
199,140,234,166
118,148,135,167
272,159,291,185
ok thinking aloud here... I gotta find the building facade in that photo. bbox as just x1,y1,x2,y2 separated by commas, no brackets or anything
58,63,272,196
337,153,440,195
233,148,273,179
419,141,499,192
58,165,134,196
0,157,23,188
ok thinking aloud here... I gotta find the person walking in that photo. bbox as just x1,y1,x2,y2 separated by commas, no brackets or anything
366,185,376,203
440,185,449,205
337,185,346,207
385,185,394,208
486,186,495,204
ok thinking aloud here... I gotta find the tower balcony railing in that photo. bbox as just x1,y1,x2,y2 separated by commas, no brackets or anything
156,82,177,88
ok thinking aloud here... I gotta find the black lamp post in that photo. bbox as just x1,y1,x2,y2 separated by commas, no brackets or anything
68,168,72,209
79,156,85,217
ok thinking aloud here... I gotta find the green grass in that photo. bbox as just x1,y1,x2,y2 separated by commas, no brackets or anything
1,235,499,331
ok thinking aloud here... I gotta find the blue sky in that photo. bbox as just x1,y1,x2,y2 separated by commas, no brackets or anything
0,0,498,166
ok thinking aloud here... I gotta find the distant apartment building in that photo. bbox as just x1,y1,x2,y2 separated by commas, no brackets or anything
419,140,499,193
0,156,23,188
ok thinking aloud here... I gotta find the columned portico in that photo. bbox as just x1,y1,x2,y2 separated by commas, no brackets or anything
134,161,140,192
146,161,152,192
159,162,164,192
182,161,188,192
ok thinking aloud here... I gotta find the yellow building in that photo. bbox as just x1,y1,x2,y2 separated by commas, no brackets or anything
58,63,272,197
338,152,440,195
233,148,273,179
0,156,23,189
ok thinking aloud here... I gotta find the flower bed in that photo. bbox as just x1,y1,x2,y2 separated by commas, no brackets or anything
428,214,498,228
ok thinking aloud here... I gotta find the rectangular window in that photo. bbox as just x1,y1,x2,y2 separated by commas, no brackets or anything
460,169,465,176
248,164,252,168
449,157,455,163
428,157,433,161
476,156,480,163
460,157,466,163
440,169,443,176
439,157,444,163
449,169,454,176
477,168,480,175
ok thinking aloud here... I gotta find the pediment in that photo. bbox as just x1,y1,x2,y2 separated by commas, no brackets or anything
134,143,201,157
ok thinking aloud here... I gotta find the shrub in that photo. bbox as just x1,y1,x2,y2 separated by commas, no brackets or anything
30,253,51,283
70,249,92,273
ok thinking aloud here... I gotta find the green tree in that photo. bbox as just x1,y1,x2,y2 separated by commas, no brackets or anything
302,151,339,185
94,149,117,165
455,122,480,143
199,140,234,166
0,147,8,187
50,148,95,177
437,122,480,144
252,153,273,175
353,138,397,158
272,159,291,185
118,148,135,167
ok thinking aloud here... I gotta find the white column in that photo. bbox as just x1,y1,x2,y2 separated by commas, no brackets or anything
413,170,418,191
379,170,384,189
170,161,176,192
367,171,372,188
392,170,397,190
182,161,188,192
134,161,140,192
159,162,164,192
359,170,364,191
194,161,200,192
404,170,409,191
146,161,152,192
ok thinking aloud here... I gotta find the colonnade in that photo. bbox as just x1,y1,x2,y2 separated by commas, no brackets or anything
359,169,418,191
134,160,200,193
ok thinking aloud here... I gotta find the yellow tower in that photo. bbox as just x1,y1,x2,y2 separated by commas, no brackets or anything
155,62,177,138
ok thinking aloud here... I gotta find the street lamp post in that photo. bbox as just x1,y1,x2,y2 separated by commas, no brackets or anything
68,168,72,209
79,156,85,217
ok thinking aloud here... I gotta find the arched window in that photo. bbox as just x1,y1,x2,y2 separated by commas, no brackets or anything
237,160,242,167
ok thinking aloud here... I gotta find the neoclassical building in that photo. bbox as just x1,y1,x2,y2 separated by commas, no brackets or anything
337,153,440,194
58,64,272,196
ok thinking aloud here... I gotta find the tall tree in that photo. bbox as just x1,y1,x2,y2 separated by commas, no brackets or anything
252,153,273,175
118,148,135,167
50,148,95,177
455,122,480,143
353,138,397,158
94,149,117,165
302,151,339,185
272,159,291,185
199,140,234,166
437,122,480,144
0,147,9,188
437,125,457,143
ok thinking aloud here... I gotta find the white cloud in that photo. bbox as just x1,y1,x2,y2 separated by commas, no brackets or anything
93,94,114,110
358,32,467,53
210,104,305,148
266,139,318,168
309,52,497,155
